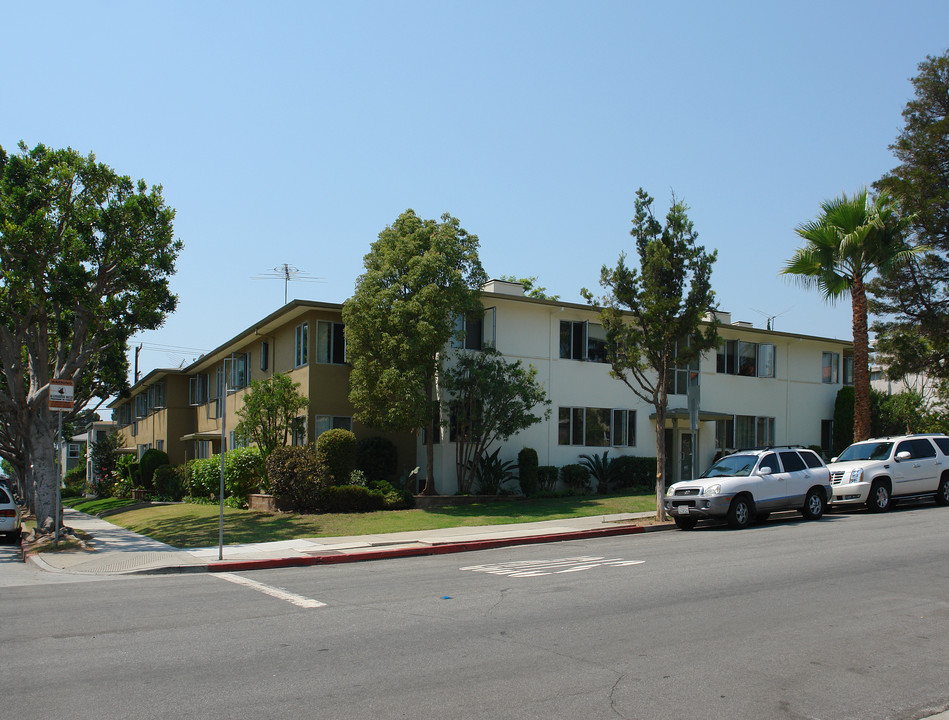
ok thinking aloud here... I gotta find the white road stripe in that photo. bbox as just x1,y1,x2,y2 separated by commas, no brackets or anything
215,572,327,608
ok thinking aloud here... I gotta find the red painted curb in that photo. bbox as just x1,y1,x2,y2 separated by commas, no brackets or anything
207,524,647,573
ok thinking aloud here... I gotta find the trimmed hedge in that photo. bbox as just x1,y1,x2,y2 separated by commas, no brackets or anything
612,455,657,491
517,448,539,497
186,447,265,502
356,436,398,484
266,445,328,513
138,448,170,493
560,464,591,492
538,465,559,491
316,429,357,486
153,464,185,501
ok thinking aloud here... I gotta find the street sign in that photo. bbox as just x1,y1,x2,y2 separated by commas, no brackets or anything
49,378,74,411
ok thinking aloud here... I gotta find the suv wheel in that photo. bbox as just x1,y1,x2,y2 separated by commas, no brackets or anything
801,488,825,520
867,481,891,513
674,517,698,531
726,496,753,529
936,476,949,506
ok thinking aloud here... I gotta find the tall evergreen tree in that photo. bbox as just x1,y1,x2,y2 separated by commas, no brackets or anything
871,51,949,381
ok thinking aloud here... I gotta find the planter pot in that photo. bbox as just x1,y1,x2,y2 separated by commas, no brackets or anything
248,493,276,512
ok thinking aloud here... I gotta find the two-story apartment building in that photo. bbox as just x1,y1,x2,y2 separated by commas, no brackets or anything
110,283,852,495
421,280,853,493
110,300,416,472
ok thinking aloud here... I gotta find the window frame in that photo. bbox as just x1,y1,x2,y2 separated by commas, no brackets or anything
295,322,308,368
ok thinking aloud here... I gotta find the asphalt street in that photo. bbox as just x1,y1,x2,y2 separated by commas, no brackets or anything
3,503,949,720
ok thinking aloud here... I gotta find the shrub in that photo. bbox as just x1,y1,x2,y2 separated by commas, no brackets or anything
368,479,415,509
266,445,328,513
612,456,657,491
349,469,368,487
186,457,220,499
579,451,618,494
317,484,386,514
560,463,591,493
356,436,398,484
316,429,357,485
224,447,265,498
63,465,87,498
153,464,185,501
473,448,518,495
138,448,170,493
518,448,539,497
538,465,559,491
111,473,133,499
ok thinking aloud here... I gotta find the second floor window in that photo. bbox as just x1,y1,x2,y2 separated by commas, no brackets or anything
295,322,308,367
560,321,608,362
718,340,775,378
316,321,346,364
822,352,840,384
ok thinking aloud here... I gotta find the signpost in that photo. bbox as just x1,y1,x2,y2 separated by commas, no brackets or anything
49,379,74,542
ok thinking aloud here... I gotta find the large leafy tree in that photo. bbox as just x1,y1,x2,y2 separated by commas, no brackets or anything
0,142,180,532
234,373,309,459
783,190,915,443
441,347,550,494
870,51,949,382
584,189,719,520
342,210,487,495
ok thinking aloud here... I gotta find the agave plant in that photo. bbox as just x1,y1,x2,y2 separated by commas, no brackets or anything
579,451,618,494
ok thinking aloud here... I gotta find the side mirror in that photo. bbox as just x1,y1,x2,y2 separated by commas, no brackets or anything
895,451,911,461
757,466,773,476
830,457,838,463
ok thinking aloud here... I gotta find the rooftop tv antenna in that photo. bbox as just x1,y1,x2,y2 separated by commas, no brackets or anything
751,307,792,331
251,264,325,304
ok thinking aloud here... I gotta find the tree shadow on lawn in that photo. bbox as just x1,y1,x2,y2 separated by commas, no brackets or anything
119,510,327,548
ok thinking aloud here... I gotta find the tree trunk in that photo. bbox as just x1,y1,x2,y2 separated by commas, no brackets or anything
852,278,871,442
655,403,668,522
28,408,60,533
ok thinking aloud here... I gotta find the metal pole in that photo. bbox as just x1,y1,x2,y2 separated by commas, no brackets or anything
218,361,228,561
55,410,63,543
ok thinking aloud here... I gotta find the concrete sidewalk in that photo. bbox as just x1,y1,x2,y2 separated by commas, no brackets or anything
22,507,669,575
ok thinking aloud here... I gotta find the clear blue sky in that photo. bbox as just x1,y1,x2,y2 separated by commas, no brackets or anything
4,1,948,381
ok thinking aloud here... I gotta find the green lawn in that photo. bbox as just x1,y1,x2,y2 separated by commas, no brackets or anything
65,492,657,548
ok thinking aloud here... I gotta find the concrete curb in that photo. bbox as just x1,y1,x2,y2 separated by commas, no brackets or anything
203,523,668,574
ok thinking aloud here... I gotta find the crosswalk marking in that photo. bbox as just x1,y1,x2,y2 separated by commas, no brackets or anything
215,572,327,608
460,555,645,578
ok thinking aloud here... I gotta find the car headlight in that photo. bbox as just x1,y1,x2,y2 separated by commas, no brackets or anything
704,483,722,496
666,486,677,497
849,468,864,484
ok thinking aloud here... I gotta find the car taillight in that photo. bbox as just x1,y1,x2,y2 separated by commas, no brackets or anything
0,509,15,517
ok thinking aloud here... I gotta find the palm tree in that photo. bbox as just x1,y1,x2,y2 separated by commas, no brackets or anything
783,190,916,442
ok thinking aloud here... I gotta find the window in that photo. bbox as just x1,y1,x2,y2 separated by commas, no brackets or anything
67,443,81,459
452,313,483,351
291,416,307,446
822,352,840,384
734,415,775,448
558,407,637,447
260,341,269,372
715,417,735,450
316,321,346,364
147,382,165,411
843,356,854,385
230,353,250,389
759,453,780,474
295,322,308,367
896,438,937,459
315,415,352,438
130,421,138,438
667,338,699,395
137,443,152,459
189,374,209,406
799,449,824,468
559,321,609,362
195,441,212,460
156,440,164,453
718,340,775,378
134,393,148,419
778,451,806,472
612,409,637,447
114,404,131,427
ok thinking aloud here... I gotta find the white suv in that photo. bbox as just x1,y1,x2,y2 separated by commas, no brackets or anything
828,434,949,512
664,447,832,530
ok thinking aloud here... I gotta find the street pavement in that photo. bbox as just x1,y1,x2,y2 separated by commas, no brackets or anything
19,506,666,575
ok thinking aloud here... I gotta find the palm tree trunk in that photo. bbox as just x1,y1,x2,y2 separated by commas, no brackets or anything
852,276,871,442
